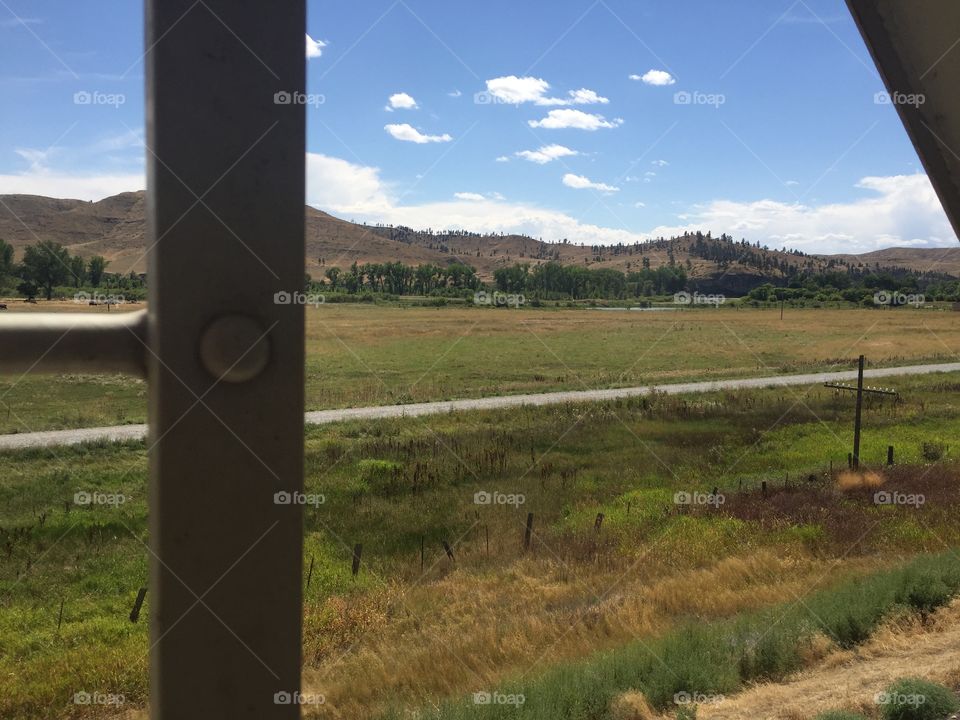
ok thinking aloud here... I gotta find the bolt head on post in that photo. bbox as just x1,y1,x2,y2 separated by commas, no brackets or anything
199,315,271,383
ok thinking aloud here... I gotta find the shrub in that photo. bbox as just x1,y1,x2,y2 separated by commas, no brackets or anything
903,572,951,618
814,712,868,720
921,441,948,461
878,678,959,720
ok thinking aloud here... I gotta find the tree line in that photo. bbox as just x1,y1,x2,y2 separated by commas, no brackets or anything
314,261,481,295
0,239,141,300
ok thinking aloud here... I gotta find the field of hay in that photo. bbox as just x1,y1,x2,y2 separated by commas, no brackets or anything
1,302,960,434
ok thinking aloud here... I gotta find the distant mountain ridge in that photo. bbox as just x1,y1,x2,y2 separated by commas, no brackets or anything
1,190,958,292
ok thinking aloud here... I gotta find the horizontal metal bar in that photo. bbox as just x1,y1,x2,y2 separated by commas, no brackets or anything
824,382,899,396
0,310,148,377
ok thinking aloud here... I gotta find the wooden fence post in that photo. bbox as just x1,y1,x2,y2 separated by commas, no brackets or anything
524,513,534,551
129,586,148,623
352,544,362,577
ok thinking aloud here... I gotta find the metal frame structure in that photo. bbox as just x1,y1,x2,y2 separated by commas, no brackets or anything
1,1,305,717
0,2,957,719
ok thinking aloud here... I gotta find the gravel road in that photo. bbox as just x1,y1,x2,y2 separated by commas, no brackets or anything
2,361,957,451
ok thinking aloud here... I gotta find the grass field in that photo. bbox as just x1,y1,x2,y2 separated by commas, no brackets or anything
1,302,960,434
3,370,960,718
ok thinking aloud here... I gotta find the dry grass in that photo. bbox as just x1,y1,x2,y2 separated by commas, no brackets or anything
836,470,886,491
303,552,888,718
693,599,960,720
610,691,657,720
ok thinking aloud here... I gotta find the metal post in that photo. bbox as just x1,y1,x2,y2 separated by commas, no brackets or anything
146,0,305,717
853,355,864,469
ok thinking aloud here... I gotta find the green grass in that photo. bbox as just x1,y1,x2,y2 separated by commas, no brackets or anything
4,374,960,717
393,552,960,720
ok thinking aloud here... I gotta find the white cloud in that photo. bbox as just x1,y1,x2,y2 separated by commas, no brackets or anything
634,202,646,208
0,170,145,200
486,75,550,104
495,156,510,163
454,192,486,201
631,69,675,86
384,123,452,144
306,153,393,215
558,88,609,105
484,75,608,106
386,92,418,111
528,109,623,130
651,159,669,167
515,144,579,164
448,89,462,98
643,174,957,253
305,158,954,254
305,153,644,244
306,34,326,59
562,173,620,193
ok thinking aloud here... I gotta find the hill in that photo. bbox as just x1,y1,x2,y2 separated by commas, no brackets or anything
1,191,957,292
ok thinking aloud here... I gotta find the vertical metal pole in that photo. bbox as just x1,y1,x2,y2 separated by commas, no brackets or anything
853,355,864,470
146,1,305,717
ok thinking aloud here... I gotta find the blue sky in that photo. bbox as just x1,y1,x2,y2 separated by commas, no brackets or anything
1,0,956,253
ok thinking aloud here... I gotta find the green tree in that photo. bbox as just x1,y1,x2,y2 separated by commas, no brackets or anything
69,255,86,288
0,239,13,286
22,241,71,300
87,256,108,287
324,266,342,291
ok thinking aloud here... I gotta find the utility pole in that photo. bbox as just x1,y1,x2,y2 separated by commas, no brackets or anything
853,354,864,469
824,356,899,470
